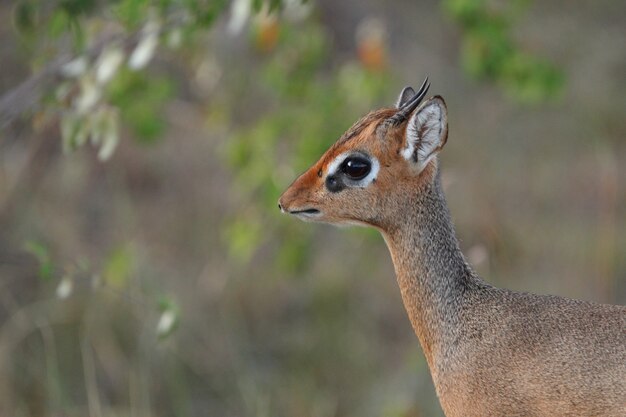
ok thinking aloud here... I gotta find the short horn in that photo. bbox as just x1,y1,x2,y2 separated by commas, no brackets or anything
389,77,430,126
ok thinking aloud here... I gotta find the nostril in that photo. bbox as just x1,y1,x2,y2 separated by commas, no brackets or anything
278,202,284,212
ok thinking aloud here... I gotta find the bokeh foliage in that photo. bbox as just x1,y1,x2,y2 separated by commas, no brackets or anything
224,19,389,269
0,0,582,416
9,0,564,163
443,0,563,102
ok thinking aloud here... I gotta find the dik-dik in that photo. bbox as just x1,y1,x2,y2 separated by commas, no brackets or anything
278,79,626,417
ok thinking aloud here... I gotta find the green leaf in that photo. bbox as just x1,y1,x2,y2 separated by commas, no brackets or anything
252,0,264,13
103,246,133,289
107,69,174,142
60,0,98,17
193,0,229,27
268,0,284,12
223,218,264,263
274,230,311,273
60,113,81,153
445,0,564,103
442,0,485,26
112,0,150,27
12,1,38,35
24,241,54,281
48,10,71,38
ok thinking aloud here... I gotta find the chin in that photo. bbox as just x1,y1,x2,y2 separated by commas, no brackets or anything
326,218,373,228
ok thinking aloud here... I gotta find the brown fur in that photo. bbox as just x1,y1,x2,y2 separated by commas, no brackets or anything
278,97,626,417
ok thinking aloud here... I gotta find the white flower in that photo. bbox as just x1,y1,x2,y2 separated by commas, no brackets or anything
227,0,251,35
75,75,101,114
283,0,313,23
156,310,178,338
97,108,120,161
56,277,73,299
96,47,125,84
129,21,160,70
61,57,88,78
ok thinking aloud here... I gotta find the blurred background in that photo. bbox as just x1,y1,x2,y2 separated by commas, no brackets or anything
0,0,625,416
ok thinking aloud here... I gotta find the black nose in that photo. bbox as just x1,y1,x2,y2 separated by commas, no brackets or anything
278,202,283,211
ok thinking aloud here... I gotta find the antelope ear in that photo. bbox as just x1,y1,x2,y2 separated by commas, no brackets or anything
395,86,416,108
401,96,448,172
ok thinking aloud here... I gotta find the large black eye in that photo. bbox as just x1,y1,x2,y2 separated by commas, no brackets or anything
341,157,371,180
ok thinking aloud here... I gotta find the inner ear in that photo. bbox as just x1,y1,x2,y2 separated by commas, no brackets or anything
395,86,416,108
401,96,448,171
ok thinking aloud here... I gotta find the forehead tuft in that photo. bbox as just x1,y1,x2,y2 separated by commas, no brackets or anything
337,108,395,145
316,108,396,172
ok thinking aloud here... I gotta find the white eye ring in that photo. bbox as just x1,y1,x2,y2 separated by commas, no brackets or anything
326,152,380,187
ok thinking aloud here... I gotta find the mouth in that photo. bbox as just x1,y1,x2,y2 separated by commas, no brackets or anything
278,201,322,220
287,208,322,220
290,208,320,215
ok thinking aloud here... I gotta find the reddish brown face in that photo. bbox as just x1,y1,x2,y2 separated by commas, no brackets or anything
278,94,448,229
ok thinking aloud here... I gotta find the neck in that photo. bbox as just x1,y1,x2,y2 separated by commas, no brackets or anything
381,169,481,368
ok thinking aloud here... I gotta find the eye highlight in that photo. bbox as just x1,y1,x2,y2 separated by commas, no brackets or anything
341,157,371,180
323,152,379,193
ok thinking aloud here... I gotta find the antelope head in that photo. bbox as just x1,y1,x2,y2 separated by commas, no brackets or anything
278,78,448,230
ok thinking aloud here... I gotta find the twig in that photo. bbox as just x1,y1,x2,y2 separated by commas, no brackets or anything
0,32,131,131
81,335,103,417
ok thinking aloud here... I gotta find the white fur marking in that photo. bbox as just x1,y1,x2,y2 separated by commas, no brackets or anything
326,152,347,177
401,140,415,160
359,157,380,187
292,211,322,222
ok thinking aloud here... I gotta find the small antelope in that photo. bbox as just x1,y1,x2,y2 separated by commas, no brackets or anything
278,79,626,417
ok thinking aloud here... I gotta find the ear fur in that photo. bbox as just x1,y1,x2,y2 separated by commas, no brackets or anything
395,86,416,108
401,96,448,172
